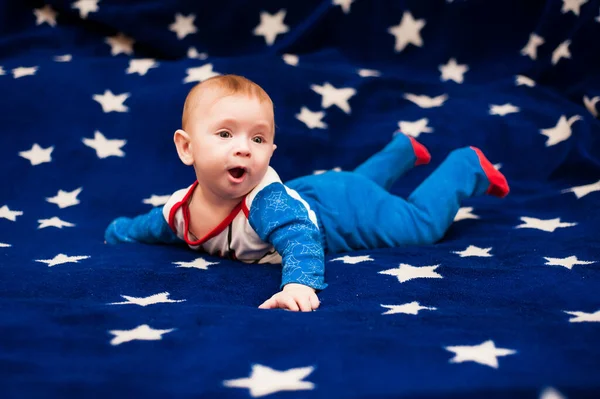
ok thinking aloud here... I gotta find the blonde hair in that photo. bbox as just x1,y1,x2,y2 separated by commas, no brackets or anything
181,74,274,132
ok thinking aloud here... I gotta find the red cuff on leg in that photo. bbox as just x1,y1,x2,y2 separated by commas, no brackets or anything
470,146,510,198
409,136,431,166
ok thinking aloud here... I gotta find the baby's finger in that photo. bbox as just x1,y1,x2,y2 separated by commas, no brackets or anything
296,295,313,312
309,293,320,310
258,297,277,309
282,296,300,311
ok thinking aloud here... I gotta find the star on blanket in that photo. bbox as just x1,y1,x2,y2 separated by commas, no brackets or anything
109,292,186,306
381,301,437,315
561,179,600,198
296,107,327,129
143,194,170,207
439,58,468,83
551,40,571,65
0,205,23,222
46,187,82,208
93,90,130,113
169,13,198,40
330,255,373,264
564,310,600,323
454,207,480,222
515,75,536,87
489,103,520,116
540,115,581,146
19,143,53,165
396,118,433,138
544,256,595,270
33,5,58,27
311,82,356,114
127,59,158,76
521,33,544,60
184,63,220,83
173,258,219,270
452,245,493,257
388,11,425,52
105,33,134,56
583,95,599,117
445,340,517,369
109,324,175,346
83,131,126,158
54,54,71,62
561,0,588,16
357,68,381,77
515,217,577,232
282,53,299,66
37,217,75,229
72,0,99,19
35,253,90,267
223,364,315,397
253,9,289,46
540,387,566,399
333,0,354,14
378,264,443,283
0,243,11,247
12,66,38,78
404,93,448,108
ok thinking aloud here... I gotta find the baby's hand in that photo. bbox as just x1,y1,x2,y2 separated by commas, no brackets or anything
258,283,320,312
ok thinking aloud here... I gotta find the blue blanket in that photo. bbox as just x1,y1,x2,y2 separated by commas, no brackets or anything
1,1,599,398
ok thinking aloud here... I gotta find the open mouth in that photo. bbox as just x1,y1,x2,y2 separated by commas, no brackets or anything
228,167,246,180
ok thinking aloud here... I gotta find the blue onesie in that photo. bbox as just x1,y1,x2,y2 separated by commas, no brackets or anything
104,133,508,291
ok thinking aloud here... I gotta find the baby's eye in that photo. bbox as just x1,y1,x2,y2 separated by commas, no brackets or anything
252,137,264,144
218,131,231,138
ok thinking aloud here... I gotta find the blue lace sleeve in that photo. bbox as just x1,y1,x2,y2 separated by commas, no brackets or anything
104,206,181,245
248,183,328,291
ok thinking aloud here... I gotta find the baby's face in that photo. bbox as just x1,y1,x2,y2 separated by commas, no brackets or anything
185,92,276,201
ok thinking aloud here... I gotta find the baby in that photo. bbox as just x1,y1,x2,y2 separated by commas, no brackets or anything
105,74,509,312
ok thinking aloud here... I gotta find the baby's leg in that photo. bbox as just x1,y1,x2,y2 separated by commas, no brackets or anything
353,133,431,191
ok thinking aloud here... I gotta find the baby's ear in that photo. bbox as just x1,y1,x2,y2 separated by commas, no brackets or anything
173,129,194,166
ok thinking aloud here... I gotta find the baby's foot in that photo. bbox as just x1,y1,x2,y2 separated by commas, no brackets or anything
408,136,431,166
470,146,509,198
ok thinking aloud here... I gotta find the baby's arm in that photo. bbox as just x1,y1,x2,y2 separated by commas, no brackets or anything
104,207,181,245
249,183,327,311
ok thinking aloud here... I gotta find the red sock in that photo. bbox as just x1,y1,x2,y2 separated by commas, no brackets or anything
470,146,510,198
408,136,431,166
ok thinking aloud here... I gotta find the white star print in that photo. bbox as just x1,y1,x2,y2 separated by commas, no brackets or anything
34,5,58,27
597,7,600,22
515,216,577,232
540,114,581,146
551,40,571,65
515,75,536,87
311,82,356,114
253,9,289,46
126,58,158,76
561,0,588,16
184,63,220,83
381,301,437,315
223,364,315,397
12,66,38,78
404,93,448,108
453,245,493,257
520,33,544,60
445,340,517,369
454,207,480,222
564,310,600,323
333,0,354,14
313,167,342,175
173,257,219,270
439,58,468,83
82,131,126,158
19,143,53,165
379,263,443,283
142,194,170,207
539,387,566,399
0,205,23,222
330,255,373,264
0,243,11,247
37,217,75,229
387,11,426,52
583,95,599,118
489,103,520,116
396,118,433,138
561,179,600,198
46,187,82,209
72,0,99,19
109,324,175,346
54,54,71,62
0,66,4,75
296,107,327,129
109,292,186,306
169,13,198,39
187,47,208,60
282,53,299,66
93,90,130,113
357,68,381,77
544,255,595,270
105,33,134,56
35,253,90,267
